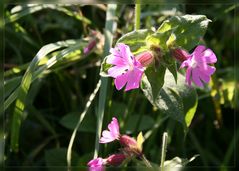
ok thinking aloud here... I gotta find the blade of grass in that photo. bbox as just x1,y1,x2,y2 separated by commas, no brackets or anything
67,80,101,171
93,4,117,159
9,39,83,152
6,4,91,24
2,39,84,115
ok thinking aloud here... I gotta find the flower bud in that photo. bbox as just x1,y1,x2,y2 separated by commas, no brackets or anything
106,154,126,166
119,135,142,156
84,39,97,55
171,48,189,62
135,51,154,67
119,135,137,148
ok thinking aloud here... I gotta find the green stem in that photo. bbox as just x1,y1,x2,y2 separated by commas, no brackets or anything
160,132,168,171
141,154,152,168
135,0,141,30
67,80,101,171
93,4,117,159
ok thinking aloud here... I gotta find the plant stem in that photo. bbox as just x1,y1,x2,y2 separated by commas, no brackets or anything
93,4,117,159
142,154,152,168
160,132,168,171
67,80,101,171
135,0,141,30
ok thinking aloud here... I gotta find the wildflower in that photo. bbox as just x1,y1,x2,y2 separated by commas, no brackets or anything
99,117,120,143
107,43,144,91
179,45,217,87
87,157,105,171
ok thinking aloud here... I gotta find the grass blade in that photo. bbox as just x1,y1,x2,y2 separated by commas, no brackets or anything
93,4,117,159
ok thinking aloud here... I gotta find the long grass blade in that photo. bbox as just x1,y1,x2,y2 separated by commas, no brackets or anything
67,80,101,171
93,4,117,159
9,39,84,152
6,4,91,24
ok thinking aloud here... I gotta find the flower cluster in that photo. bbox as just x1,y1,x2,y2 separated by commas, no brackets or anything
106,43,217,90
88,117,143,171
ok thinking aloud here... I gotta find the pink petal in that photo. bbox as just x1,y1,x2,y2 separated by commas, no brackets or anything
108,66,129,78
108,117,120,138
117,43,134,65
125,67,144,91
180,60,189,68
199,65,216,75
106,54,126,66
185,67,192,86
88,158,104,167
202,49,217,64
194,45,206,55
99,130,114,143
114,73,128,90
199,71,211,83
192,68,203,87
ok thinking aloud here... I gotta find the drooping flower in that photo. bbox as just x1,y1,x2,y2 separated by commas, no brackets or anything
99,117,120,143
179,45,217,87
107,43,144,91
87,157,105,171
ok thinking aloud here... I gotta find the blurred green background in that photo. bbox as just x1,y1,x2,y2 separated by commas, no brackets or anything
1,1,238,171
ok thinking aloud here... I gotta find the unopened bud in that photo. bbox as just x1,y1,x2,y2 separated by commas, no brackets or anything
119,135,142,156
119,135,137,148
84,39,97,55
171,48,189,62
135,51,154,67
106,154,126,166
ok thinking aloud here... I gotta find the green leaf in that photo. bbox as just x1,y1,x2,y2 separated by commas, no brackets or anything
141,65,166,101
125,115,155,133
117,29,153,54
6,4,91,24
99,55,112,77
8,39,85,152
141,70,198,131
45,148,79,171
60,112,96,133
157,15,211,51
3,76,21,99
164,155,199,171
146,30,173,51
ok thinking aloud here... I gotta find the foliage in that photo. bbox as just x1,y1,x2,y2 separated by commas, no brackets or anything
1,2,238,171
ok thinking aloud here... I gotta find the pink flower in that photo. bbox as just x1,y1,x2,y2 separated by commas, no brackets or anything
87,157,105,171
107,43,144,91
180,45,217,87
99,117,120,143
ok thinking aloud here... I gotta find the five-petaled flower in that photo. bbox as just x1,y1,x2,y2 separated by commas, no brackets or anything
180,45,217,87
99,117,120,143
107,43,144,91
